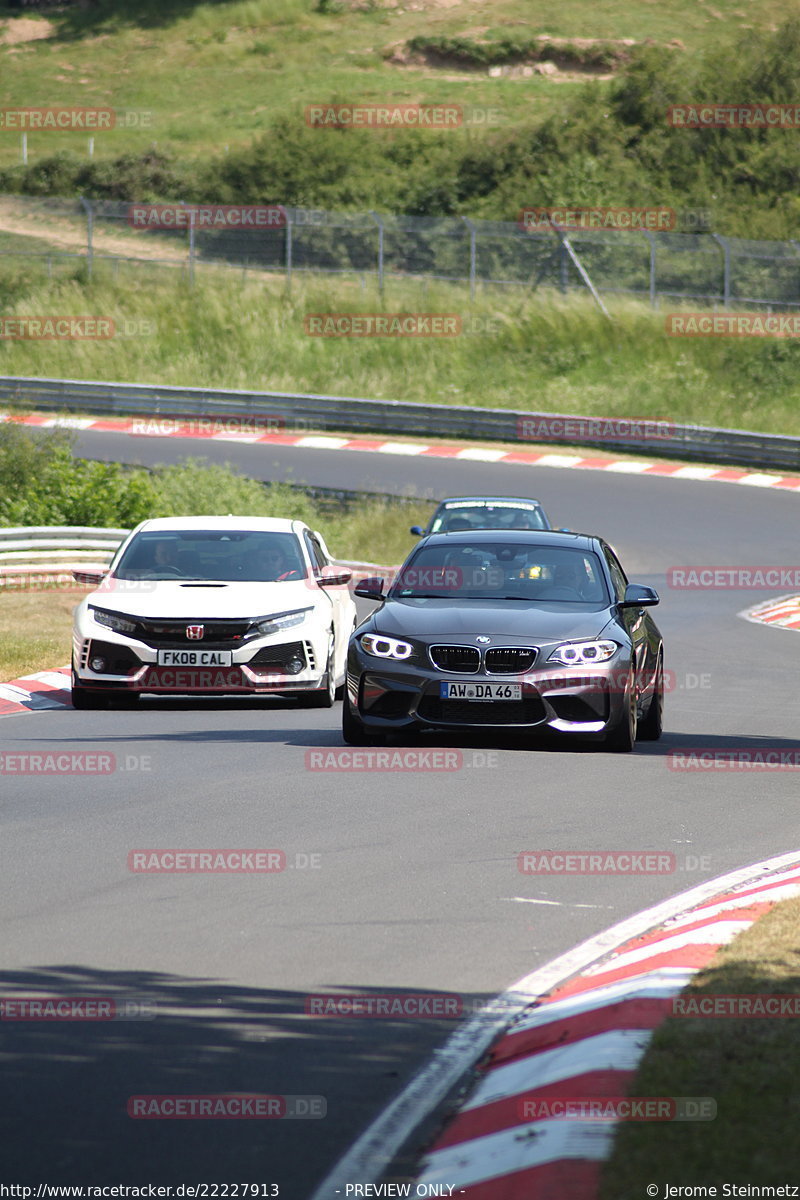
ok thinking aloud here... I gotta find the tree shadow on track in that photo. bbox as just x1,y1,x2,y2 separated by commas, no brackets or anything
0,966,493,1192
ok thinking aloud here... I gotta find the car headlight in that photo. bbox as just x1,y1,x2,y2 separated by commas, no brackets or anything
359,633,413,660
255,607,312,635
548,640,619,665
90,606,137,635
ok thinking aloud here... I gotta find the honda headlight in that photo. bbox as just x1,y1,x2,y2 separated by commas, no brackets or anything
360,633,413,660
548,640,619,665
255,607,312,635
90,606,137,635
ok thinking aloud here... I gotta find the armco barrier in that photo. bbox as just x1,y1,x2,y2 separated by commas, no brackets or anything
0,525,127,586
0,526,398,591
1,375,798,472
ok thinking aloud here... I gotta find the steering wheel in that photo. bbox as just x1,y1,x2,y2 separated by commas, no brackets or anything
140,566,183,578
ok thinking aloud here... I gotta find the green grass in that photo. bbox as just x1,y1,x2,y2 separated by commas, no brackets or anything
1,265,799,436
0,588,78,680
0,0,793,168
599,896,800,1194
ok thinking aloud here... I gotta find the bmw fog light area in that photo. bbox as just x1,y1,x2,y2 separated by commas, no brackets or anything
90,657,107,672
359,633,413,660
547,640,619,666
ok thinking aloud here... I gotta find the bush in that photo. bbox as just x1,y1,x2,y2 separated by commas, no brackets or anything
0,423,157,526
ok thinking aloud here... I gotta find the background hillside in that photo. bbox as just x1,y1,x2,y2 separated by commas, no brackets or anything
0,0,799,237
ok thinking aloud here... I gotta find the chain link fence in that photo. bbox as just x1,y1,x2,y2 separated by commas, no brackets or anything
1,194,799,309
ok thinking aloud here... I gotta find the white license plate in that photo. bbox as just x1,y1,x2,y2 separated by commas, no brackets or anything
440,681,522,702
157,649,233,667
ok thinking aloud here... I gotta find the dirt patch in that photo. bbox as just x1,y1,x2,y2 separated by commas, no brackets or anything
0,16,55,46
386,32,677,74
0,198,190,262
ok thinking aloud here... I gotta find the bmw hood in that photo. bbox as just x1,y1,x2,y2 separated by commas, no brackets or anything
85,579,320,620
369,598,611,642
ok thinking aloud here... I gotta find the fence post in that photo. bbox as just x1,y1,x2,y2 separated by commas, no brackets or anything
550,223,611,320
21,133,27,165
711,233,730,308
79,197,93,280
370,211,384,298
462,216,476,300
285,211,293,294
188,207,196,288
559,237,569,293
641,230,657,307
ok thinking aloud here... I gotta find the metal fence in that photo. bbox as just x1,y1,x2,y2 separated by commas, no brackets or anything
1,194,799,309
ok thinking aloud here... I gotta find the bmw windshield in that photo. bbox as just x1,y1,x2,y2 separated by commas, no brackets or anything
390,542,610,605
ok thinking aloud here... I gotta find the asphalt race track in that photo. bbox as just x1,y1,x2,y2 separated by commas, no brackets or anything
2,429,799,1196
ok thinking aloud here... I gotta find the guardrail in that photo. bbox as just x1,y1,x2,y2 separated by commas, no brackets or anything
1,374,797,472
0,525,127,587
0,525,398,592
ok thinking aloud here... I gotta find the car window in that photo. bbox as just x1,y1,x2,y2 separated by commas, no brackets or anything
392,542,609,604
114,531,305,582
604,548,629,600
430,502,547,533
304,532,328,571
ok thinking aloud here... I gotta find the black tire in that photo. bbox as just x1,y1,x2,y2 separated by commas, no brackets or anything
603,669,637,752
638,654,664,741
296,639,335,709
342,696,379,745
71,670,107,710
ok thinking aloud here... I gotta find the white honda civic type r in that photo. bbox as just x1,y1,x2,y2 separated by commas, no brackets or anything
71,516,357,709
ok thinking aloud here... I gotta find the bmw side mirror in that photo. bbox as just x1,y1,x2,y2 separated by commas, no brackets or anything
354,576,385,601
620,583,659,608
410,526,424,536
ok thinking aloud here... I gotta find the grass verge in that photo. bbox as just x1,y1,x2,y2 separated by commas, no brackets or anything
0,588,77,681
599,895,800,1194
1,269,799,437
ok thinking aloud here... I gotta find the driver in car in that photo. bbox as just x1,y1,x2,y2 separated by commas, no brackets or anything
254,546,301,581
152,540,179,567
